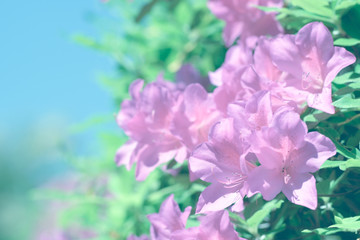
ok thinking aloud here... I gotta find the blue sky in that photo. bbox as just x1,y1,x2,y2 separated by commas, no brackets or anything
0,0,115,127
0,1,122,238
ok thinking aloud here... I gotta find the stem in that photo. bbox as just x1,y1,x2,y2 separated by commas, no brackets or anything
337,113,360,126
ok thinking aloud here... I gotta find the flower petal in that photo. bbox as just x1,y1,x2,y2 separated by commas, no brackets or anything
247,166,283,200
282,173,317,210
196,183,242,214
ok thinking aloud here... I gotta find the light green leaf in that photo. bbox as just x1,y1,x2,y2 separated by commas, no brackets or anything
334,38,360,46
333,94,360,109
335,1,358,12
320,160,344,169
246,199,284,228
320,159,360,170
333,72,359,84
329,216,360,232
255,6,334,23
349,81,360,89
291,0,334,18
334,215,343,224
339,158,360,170
302,227,342,235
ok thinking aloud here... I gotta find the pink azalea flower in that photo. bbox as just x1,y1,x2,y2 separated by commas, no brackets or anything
172,210,245,240
189,117,256,213
213,65,261,114
268,22,356,114
247,109,336,209
227,90,275,137
207,0,283,47
171,84,222,151
115,79,186,181
209,42,253,87
147,194,192,240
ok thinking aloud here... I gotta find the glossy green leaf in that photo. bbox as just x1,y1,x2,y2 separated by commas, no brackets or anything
334,37,360,46
329,216,360,232
246,199,284,228
341,4,360,39
333,94,360,109
291,0,334,17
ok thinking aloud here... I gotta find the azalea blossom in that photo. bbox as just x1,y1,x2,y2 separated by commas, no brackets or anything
147,194,192,240
247,109,336,209
145,195,244,240
115,79,186,181
172,210,245,240
116,78,221,180
171,83,222,151
207,0,283,47
268,22,356,114
189,117,256,213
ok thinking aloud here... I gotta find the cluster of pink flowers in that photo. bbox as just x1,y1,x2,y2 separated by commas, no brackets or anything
115,1,356,239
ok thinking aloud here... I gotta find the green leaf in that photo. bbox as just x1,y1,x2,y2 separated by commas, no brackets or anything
329,216,360,232
333,94,360,109
341,4,360,39
339,158,360,170
246,199,284,228
335,215,343,224
333,71,360,85
349,81,360,89
301,227,342,235
317,127,357,159
291,0,334,18
320,159,360,170
255,6,334,24
334,37,360,46
320,160,344,169
335,1,358,12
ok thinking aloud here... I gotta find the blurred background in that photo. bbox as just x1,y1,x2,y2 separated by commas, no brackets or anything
0,1,115,239
0,0,222,239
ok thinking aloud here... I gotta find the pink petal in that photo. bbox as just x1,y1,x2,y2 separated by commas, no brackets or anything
247,166,284,200
197,210,243,240
271,109,307,148
223,21,243,47
303,131,336,172
115,140,137,170
255,146,284,169
282,173,318,210
196,183,243,214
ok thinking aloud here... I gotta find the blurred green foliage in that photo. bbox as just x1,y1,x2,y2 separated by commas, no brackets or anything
73,0,226,105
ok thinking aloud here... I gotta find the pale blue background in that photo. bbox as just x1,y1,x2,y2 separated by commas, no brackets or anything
0,1,119,239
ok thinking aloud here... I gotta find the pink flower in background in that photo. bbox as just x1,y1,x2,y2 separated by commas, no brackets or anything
175,64,210,90
268,22,356,114
127,235,150,240
147,194,191,240
247,109,336,209
208,0,283,47
172,210,245,240
189,118,256,213
115,79,186,181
